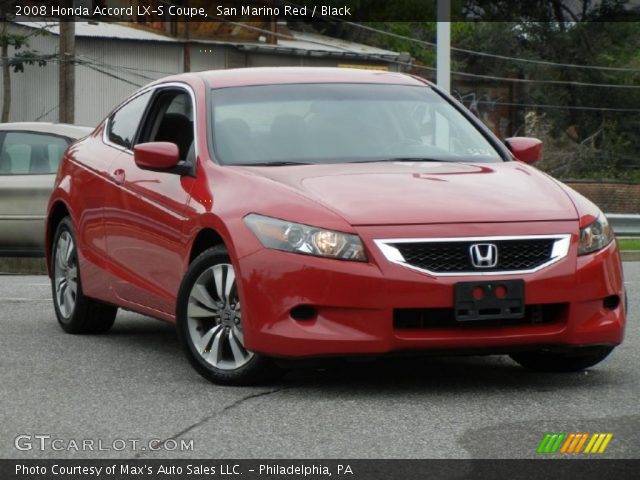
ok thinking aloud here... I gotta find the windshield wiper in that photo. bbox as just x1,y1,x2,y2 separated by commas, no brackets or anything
237,161,311,166
348,157,451,164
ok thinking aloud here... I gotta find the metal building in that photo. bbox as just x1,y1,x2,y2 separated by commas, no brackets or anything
2,21,403,127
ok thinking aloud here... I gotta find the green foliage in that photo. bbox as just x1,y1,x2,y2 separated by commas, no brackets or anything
455,21,640,181
618,238,640,251
0,26,51,73
329,2,640,182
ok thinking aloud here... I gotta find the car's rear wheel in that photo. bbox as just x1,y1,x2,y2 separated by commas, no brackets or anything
510,346,615,372
176,246,281,385
52,217,117,334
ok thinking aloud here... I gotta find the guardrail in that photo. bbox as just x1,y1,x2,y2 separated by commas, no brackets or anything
607,213,640,237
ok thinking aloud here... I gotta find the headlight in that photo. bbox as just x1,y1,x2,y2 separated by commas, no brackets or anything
244,214,367,261
578,213,614,255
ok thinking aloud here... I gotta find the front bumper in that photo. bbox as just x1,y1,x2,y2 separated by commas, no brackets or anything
236,221,626,358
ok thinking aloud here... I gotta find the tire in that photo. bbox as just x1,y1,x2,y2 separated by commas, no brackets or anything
176,246,281,385
510,346,615,372
51,217,117,334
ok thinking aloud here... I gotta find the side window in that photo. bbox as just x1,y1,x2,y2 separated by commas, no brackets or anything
107,91,152,149
138,89,195,162
0,132,70,175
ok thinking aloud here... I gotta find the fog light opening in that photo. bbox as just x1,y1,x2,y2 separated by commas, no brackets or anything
291,305,317,321
603,295,620,310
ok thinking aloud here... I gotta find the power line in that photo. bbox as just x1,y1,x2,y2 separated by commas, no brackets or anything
75,54,162,81
342,20,640,73
60,56,640,111
22,3,640,75
79,61,143,87
9,18,640,89
474,100,640,112
277,2,640,74
177,11,640,89
448,69,640,89
10,17,640,111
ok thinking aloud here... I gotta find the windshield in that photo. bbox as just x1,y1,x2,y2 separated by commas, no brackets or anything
211,83,503,166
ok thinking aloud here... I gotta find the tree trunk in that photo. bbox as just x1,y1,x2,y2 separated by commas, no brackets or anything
1,26,10,123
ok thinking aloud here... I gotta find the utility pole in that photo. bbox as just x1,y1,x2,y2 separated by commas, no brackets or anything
436,0,451,93
58,14,75,123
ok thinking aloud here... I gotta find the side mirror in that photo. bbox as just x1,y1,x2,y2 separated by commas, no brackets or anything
134,142,180,171
504,137,543,164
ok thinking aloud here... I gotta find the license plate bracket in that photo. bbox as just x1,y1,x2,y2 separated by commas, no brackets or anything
454,280,525,322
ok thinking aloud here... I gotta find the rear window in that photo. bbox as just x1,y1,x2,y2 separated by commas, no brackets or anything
0,131,70,175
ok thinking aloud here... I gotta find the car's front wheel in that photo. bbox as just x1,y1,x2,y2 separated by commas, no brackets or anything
510,346,615,372
51,217,117,334
176,246,281,385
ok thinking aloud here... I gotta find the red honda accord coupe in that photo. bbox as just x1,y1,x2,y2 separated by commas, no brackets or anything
46,68,626,384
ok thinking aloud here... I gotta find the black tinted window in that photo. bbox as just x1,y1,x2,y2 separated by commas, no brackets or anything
0,132,69,175
108,91,151,149
141,90,194,161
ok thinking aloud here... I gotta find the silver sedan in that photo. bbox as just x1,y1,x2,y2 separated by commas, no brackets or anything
0,123,93,256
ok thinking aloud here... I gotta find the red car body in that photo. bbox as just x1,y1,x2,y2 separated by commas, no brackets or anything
45,68,625,364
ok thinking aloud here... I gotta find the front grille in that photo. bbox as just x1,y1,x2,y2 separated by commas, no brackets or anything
394,303,567,329
391,238,557,274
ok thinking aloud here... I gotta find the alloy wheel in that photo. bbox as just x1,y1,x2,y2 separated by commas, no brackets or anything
53,230,78,319
186,263,253,370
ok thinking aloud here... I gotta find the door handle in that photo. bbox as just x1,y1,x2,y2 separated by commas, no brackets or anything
112,168,125,185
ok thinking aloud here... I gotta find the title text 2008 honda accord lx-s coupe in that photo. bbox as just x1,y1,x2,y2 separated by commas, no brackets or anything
46,68,626,384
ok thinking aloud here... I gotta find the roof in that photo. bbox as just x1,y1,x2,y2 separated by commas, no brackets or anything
13,21,400,58
197,67,425,89
0,122,94,139
241,30,400,58
14,20,178,43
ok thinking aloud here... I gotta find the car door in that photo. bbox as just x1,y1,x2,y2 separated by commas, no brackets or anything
103,85,196,316
0,130,70,255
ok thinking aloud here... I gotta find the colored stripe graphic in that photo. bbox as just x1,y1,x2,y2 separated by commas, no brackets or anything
560,433,575,454
574,433,589,453
537,433,565,454
537,434,553,454
584,433,613,454
539,433,613,454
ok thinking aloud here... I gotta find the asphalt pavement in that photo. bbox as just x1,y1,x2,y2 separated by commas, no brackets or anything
1,263,638,459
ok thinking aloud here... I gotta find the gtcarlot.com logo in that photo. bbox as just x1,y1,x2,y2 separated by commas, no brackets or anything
537,432,613,455
14,434,194,452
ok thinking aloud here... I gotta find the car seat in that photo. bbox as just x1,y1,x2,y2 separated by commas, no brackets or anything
29,144,51,173
155,113,194,161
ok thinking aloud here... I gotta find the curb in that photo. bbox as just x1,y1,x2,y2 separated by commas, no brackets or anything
621,251,640,262
0,257,47,275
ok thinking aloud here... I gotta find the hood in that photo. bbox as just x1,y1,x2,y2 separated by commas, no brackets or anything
240,161,578,226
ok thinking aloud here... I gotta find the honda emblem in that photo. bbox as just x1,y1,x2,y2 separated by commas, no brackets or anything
469,243,499,268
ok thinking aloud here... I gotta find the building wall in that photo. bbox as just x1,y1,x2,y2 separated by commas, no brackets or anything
75,38,184,125
1,25,59,124
189,45,227,72
1,24,397,127
1,25,181,126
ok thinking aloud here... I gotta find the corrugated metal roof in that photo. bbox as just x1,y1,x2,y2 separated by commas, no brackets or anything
282,31,399,57
15,21,178,42
14,21,400,58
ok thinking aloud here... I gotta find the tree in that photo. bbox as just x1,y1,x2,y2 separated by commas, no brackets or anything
309,0,640,180
0,13,51,122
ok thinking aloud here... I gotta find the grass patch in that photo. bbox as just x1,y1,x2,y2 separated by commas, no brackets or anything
618,238,640,251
